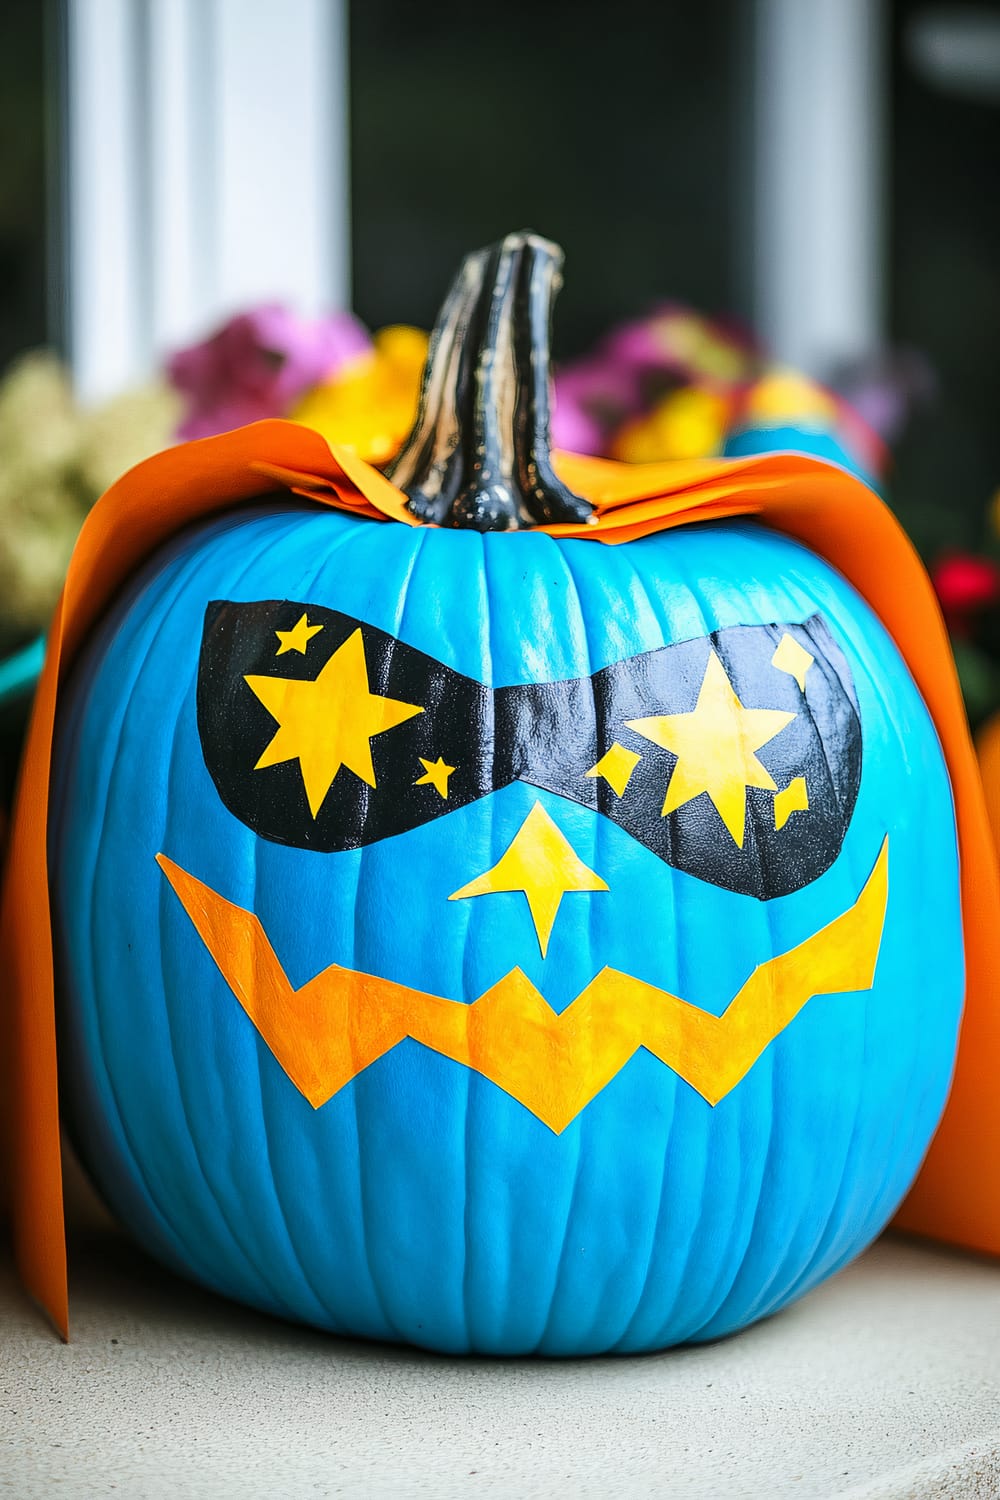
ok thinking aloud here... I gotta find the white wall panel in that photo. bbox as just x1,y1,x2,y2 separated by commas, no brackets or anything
65,0,349,403
754,0,886,373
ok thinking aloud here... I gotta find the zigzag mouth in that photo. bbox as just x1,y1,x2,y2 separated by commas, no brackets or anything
156,838,888,1132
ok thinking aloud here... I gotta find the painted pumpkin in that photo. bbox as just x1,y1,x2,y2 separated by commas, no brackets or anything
39,235,967,1354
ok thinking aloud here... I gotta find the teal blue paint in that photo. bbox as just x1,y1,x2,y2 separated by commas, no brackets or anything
50,506,963,1354
723,423,879,490
0,634,44,707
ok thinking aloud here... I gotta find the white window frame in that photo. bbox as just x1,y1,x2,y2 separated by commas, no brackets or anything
753,0,887,374
64,0,350,405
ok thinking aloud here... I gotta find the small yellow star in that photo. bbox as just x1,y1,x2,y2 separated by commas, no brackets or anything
415,756,455,799
245,628,423,817
627,650,795,848
275,613,323,656
449,801,608,957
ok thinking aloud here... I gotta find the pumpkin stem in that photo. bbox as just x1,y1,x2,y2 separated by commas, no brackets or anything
386,231,595,531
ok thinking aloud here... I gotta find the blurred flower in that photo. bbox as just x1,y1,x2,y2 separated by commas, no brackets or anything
931,552,1000,637
552,305,758,459
292,325,429,466
0,353,93,651
828,349,937,446
0,351,178,653
611,387,732,464
77,380,181,496
735,369,839,427
552,357,644,455
168,305,371,441
604,306,757,387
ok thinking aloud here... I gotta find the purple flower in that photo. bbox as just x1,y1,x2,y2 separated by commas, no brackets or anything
168,305,372,441
828,350,937,445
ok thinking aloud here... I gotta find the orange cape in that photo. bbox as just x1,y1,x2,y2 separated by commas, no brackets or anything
2,419,997,1338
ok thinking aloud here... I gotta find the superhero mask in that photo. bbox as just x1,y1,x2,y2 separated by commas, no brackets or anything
2,233,992,1354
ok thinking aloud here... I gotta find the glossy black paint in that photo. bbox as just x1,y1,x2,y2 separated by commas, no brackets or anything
197,600,861,900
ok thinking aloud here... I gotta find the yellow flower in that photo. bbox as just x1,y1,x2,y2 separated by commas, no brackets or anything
741,369,838,427
647,312,753,385
611,387,731,464
291,325,429,466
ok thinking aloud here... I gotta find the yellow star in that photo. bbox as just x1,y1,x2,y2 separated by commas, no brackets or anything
245,628,423,817
449,801,608,957
627,651,795,848
415,756,455,799
275,613,324,656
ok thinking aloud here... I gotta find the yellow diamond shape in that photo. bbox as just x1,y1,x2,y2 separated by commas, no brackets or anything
585,742,641,798
771,634,814,691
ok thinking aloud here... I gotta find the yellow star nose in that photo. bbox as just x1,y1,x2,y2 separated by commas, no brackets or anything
449,801,608,957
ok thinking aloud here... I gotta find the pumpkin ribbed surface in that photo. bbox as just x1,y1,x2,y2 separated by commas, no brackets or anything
49,507,962,1354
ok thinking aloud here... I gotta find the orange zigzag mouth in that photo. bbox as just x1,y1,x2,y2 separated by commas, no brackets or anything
156,840,888,1133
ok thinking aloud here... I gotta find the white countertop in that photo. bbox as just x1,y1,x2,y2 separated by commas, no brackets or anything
2,1165,1000,1500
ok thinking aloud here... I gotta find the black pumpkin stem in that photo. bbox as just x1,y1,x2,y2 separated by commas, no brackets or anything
387,231,595,532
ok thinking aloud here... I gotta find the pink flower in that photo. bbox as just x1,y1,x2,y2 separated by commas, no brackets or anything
551,306,759,458
168,305,372,441
552,357,646,455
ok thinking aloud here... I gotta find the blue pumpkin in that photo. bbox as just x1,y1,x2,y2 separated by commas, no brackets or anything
48,235,963,1355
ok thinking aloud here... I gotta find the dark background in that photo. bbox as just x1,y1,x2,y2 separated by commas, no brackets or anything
1,0,998,551
349,0,747,356
889,0,1000,551
0,0,49,377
